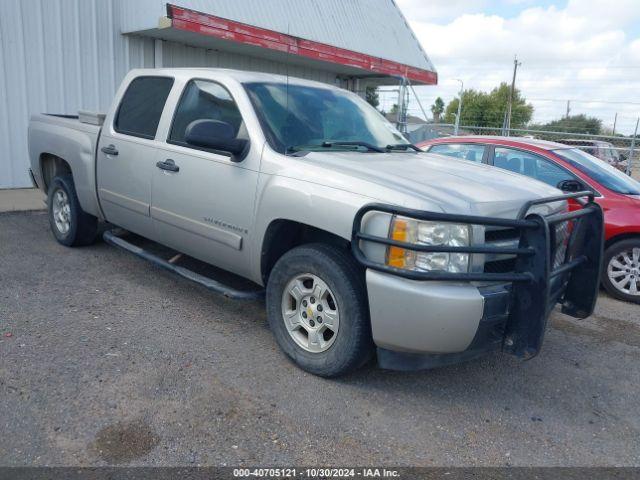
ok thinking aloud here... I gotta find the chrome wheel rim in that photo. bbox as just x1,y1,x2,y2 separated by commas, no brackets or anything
281,273,340,353
52,188,71,235
607,247,640,296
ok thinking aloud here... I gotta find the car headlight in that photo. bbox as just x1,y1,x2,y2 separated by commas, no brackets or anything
386,216,471,273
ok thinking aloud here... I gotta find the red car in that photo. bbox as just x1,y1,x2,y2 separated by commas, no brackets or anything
418,136,640,303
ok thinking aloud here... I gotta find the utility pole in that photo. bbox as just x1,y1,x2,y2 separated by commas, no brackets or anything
454,79,463,135
395,77,407,133
402,87,409,132
565,100,571,119
627,117,639,176
504,55,522,136
613,113,618,136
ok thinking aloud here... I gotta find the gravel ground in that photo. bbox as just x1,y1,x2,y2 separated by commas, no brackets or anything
1,211,639,467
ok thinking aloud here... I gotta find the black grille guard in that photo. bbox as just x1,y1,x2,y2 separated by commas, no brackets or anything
351,191,605,359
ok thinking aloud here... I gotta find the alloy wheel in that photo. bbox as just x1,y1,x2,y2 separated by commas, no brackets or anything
52,188,71,235
281,273,340,353
607,247,640,296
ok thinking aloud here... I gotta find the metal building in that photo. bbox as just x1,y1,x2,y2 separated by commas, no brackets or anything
0,0,436,188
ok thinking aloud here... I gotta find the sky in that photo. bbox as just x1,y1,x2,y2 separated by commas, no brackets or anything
390,0,640,135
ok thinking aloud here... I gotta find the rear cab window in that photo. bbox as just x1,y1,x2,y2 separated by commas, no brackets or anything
114,76,174,139
428,143,486,163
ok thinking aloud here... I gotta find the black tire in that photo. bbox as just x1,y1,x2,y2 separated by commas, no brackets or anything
602,239,640,304
47,175,97,247
266,243,374,377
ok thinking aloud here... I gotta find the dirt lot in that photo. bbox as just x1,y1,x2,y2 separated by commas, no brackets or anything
1,211,639,467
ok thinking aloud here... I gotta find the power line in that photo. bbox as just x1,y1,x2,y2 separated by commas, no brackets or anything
525,98,640,106
435,64,640,70
392,93,640,107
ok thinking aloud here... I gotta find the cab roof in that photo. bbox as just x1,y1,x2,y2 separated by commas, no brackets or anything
130,67,340,90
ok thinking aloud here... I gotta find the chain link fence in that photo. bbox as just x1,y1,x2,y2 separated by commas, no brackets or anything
403,122,639,179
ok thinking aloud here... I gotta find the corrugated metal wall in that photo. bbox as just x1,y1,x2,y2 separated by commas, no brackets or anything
0,0,367,188
161,42,339,84
0,0,157,188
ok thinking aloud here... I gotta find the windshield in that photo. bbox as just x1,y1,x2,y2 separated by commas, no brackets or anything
243,82,408,154
553,148,640,195
601,143,620,162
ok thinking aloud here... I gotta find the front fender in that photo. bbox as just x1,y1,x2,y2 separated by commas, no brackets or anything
602,202,640,244
249,174,377,283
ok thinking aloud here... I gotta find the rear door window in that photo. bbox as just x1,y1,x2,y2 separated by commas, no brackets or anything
493,147,577,187
114,76,174,139
428,143,485,163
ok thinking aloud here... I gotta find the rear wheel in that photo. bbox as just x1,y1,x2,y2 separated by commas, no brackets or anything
266,244,373,377
47,175,97,247
602,239,640,304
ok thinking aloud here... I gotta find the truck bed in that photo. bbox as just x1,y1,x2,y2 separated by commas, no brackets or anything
31,113,103,135
28,113,104,218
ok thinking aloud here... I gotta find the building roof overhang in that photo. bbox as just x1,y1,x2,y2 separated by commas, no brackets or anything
129,4,437,87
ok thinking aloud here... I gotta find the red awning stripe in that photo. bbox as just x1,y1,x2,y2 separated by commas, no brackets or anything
167,4,437,85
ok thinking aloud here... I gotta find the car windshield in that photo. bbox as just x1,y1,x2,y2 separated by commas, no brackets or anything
600,143,620,162
243,82,408,154
553,148,640,195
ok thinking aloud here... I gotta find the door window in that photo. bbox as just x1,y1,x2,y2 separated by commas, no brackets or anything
428,143,485,163
114,76,174,139
169,80,246,149
493,147,576,187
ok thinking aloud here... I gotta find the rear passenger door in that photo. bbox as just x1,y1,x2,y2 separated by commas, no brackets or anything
490,147,580,188
97,75,174,239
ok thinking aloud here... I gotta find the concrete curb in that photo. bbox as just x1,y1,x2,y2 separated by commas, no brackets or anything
0,188,46,213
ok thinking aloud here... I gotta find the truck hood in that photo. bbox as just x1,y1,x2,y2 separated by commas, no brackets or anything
299,151,564,217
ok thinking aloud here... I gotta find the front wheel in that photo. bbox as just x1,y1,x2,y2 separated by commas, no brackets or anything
47,175,97,247
602,239,640,304
266,244,373,377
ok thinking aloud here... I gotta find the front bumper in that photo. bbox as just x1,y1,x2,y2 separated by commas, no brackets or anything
352,191,604,369
372,282,511,370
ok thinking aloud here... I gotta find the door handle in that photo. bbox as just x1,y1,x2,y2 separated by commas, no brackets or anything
156,159,180,172
100,144,119,156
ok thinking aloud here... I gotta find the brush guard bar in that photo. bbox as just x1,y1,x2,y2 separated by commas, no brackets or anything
352,191,604,359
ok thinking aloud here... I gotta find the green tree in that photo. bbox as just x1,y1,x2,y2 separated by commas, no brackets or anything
389,103,399,115
444,83,533,129
533,114,602,135
431,97,445,122
365,86,379,109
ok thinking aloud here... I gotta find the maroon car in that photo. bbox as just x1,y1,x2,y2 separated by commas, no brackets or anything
418,135,640,303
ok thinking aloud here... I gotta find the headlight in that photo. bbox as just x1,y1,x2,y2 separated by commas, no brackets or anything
386,216,471,273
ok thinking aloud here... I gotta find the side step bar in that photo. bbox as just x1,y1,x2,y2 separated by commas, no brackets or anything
103,229,264,300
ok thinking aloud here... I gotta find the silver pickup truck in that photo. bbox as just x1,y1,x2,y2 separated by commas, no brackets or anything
28,68,604,377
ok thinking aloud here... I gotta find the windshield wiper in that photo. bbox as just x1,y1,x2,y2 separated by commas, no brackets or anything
321,141,385,153
386,143,421,152
286,141,386,154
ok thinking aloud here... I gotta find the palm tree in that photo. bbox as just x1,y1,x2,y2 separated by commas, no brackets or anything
431,97,445,123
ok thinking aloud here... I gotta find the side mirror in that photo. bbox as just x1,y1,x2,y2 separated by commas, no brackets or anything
185,119,249,160
557,179,583,193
